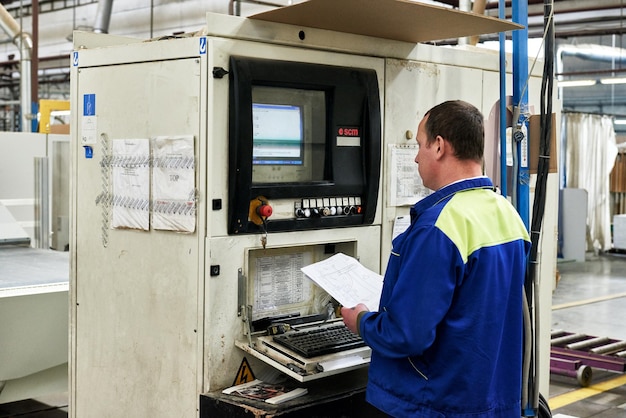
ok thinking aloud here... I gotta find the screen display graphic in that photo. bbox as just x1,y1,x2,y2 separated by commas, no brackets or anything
252,104,303,165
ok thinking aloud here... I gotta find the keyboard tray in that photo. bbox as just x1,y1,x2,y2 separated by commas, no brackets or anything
273,324,365,358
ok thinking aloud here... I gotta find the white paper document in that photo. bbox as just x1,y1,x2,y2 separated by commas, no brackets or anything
253,252,312,319
301,253,383,311
392,215,411,240
81,116,98,145
151,135,196,232
111,138,150,231
388,144,431,206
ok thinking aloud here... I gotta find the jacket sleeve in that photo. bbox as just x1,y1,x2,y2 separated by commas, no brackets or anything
358,225,464,359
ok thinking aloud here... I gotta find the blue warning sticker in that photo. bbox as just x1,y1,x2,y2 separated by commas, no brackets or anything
83,94,95,116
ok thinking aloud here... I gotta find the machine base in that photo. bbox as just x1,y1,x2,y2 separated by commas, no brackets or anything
200,369,385,418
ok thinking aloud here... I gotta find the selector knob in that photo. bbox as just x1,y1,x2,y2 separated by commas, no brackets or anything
295,208,306,218
329,207,337,216
303,208,311,218
342,206,351,215
322,207,331,216
311,208,321,217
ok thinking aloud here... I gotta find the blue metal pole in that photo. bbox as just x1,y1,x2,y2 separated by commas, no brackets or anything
31,102,38,133
499,0,507,197
512,0,529,229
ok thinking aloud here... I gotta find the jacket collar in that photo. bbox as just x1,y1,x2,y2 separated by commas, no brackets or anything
410,176,495,221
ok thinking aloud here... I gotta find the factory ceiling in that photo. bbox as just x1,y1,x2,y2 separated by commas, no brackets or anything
438,0,626,132
432,0,626,39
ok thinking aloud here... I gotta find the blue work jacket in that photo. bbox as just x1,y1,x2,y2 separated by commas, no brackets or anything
359,177,531,417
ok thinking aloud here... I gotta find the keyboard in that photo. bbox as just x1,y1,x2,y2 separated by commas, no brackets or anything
272,324,366,358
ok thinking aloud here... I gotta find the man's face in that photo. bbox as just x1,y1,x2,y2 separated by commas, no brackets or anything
414,115,437,190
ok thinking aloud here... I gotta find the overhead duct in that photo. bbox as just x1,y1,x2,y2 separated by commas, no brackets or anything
557,44,626,78
93,0,114,34
0,5,32,132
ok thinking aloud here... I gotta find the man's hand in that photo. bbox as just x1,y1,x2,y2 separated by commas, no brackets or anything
341,303,369,334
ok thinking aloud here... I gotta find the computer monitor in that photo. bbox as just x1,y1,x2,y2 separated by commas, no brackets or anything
228,56,381,234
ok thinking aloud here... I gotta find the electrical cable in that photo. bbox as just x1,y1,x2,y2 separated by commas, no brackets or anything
538,392,552,417
522,0,554,416
521,290,533,409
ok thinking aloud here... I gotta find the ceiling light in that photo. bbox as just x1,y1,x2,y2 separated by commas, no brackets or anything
600,77,626,85
614,119,626,125
558,79,597,87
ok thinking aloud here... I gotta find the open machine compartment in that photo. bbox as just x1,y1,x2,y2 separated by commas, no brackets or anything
234,242,372,382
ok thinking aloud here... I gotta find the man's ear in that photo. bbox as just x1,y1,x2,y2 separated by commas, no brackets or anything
435,136,445,159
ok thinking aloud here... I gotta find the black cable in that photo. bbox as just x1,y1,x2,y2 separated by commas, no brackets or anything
523,0,554,415
538,392,552,417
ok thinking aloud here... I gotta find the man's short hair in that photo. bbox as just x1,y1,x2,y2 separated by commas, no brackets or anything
424,100,484,162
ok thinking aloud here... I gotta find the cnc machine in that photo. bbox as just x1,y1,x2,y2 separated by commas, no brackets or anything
70,5,552,418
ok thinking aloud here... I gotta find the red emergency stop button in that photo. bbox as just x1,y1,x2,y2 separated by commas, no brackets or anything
257,204,273,218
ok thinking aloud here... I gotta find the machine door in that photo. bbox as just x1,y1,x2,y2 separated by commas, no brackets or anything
73,58,202,418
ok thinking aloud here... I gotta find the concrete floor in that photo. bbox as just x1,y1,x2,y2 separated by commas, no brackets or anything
549,252,626,417
2,253,626,417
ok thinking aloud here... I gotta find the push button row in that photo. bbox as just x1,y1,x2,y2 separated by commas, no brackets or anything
294,197,363,218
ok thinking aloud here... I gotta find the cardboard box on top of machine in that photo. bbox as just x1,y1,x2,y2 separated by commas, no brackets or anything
250,0,522,44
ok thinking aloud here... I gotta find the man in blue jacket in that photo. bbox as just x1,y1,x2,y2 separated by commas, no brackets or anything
342,100,531,417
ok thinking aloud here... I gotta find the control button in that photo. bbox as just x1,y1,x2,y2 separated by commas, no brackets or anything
329,207,337,216
311,208,321,217
303,208,311,218
257,204,273,218
249,196,271,225
322,207,331,216
295,208,306,218
342,206,351,215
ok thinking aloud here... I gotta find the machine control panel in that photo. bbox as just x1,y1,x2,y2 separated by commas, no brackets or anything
228,56,380,234
294,197,363,218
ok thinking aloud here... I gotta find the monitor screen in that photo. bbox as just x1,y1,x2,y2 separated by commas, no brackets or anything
251,86,326,184
252,103,303,166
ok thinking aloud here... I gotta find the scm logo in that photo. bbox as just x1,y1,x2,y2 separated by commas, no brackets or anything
338,127,359,137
